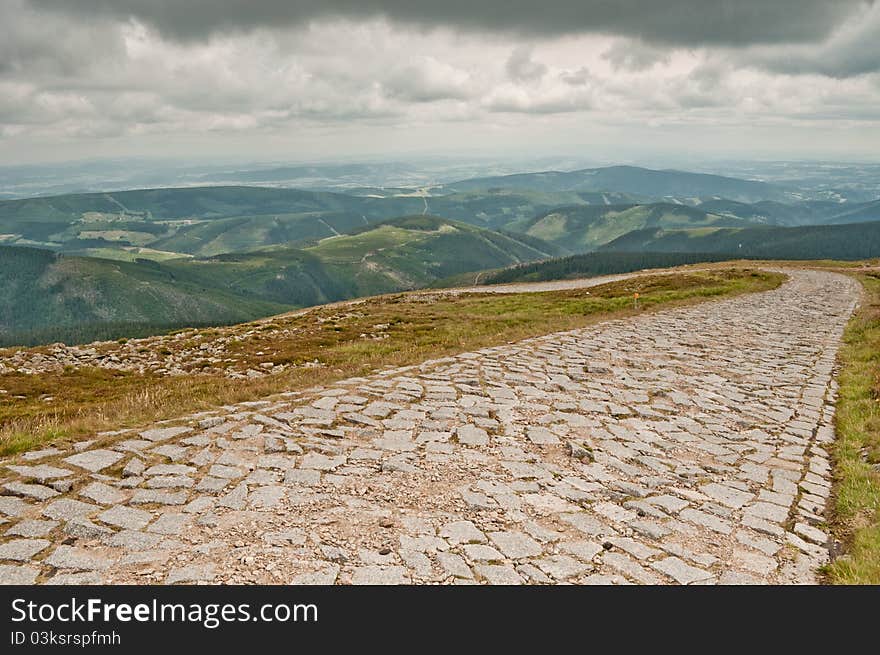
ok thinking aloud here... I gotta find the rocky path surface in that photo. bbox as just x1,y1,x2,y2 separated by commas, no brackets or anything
443,269,680,295
0,269,861,585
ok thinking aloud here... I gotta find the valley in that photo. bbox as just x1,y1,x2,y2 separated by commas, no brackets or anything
1,163,878,349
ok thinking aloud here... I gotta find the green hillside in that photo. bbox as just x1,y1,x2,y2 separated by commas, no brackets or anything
164,215,560,308
0,247,290,347
827,200,880,224
3,179,876,261
521,203,752,251
0,185,590,257
601,221,880,259
148,211,370,256
447,251,742,286
444,165,792,202
304,215,561,290
696,198,879,226
0,217,559,346
423,189,599,231
0,186,420,255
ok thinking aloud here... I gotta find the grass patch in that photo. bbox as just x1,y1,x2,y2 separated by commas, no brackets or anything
825,272,880,584
0,268,782,457
0,428,68,458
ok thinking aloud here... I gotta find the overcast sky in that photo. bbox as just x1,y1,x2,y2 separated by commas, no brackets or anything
2,0,880,165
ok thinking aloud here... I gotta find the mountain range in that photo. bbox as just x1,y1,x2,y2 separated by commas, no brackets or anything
1,163,877,347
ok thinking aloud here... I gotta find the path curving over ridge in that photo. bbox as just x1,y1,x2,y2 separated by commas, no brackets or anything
0,269,861,585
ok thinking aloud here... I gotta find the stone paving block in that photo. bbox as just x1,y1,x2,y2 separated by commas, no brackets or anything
350,566,410,585
21,448,62,461
651,556,713,585
62,449,124,473
291,565,340,585
559,540,603,561
0,564,40,584
107,530,163,550
0,538,50,561
166,564,215,584
47,572,105,585
680,508,733,535
602,552,662,584
217,483,248,510
129,490,188,506
98,505,152,530
140,426,193,442
147,513,190,536
439,521,486,545
461,544,504,562
517,562,552,583
700,483,754,509
0,497,33,518
146,475,195,489
195,477,229,493
526,426,560,445
42,499,100,521
744,501,790,523
456,425,489,446
474,563,522,585
488,531,542,559
3,481,60,501
300,453,345,471
145,464,196,477
607,537,661,560
248,486,286,509
732,549,778,576
437,552,473,579
535,555,591,580
45,546,115,571
79,482,128,505
794,522,828,545
5,519,58,538
7,465,72,482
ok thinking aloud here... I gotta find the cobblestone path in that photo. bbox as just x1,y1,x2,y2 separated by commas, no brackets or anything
0,269,861,585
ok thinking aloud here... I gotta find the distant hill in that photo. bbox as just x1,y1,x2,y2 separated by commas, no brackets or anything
0,186,415,255
600,221,880,260
439,251,743,286
197,215,563,302
0,185,588,256
825,200,880,225
0,246,290,347
3,176,877,261
696,198,880,226
443,165,793,203
0,217,559,346
520,202,754,251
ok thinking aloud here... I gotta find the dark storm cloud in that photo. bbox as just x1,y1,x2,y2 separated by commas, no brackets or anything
740,7,880,78
0,2,124,77
29,0,870,46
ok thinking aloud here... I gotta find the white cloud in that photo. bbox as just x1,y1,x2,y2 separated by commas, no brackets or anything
1,1,879,163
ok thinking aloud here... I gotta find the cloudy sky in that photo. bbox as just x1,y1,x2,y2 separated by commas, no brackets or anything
2,0,880,165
